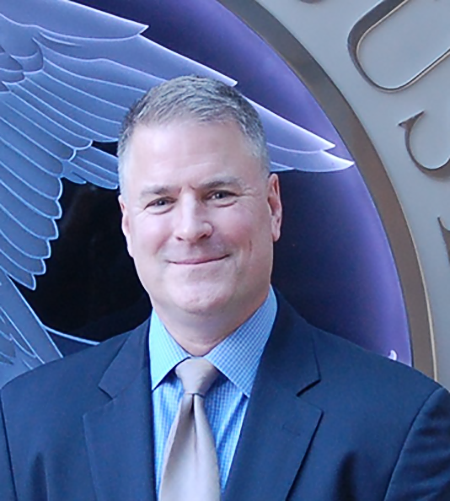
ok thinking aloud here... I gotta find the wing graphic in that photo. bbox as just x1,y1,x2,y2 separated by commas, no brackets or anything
0,0,352,386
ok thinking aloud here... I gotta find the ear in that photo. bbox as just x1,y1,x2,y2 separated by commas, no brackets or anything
118,194,134,258
267,174,282,242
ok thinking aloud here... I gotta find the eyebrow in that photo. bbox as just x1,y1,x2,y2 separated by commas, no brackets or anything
138,176,245,202
137,186,172,205
198,176,245,191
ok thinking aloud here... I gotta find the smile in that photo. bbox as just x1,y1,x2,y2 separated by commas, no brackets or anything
170,255,228,265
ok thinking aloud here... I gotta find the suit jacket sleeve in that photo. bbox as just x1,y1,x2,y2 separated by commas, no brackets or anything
384,386,450,500
0,397,18,501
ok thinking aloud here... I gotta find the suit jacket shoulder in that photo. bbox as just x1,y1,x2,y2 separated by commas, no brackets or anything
0,319,153,501
1,320,149,410
223,296,450,501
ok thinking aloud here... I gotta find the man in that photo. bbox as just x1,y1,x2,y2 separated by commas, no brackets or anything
1,76,450,500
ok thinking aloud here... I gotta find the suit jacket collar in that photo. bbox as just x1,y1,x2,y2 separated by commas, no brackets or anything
83,295,323,501
224,297,323,501
83,319,158,501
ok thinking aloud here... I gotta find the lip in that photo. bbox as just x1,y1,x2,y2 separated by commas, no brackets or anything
170,255,228,265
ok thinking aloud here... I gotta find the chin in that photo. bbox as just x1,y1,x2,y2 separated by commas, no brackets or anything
171,286,233,317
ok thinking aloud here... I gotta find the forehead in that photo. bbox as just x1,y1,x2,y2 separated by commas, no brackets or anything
131,119,247,149
126,121,256,172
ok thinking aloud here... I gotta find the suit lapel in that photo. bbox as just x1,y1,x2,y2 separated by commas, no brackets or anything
224,299,323,501
81,298,322,501
83,321,157,501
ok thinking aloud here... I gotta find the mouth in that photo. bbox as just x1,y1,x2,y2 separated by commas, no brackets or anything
170,255,228,266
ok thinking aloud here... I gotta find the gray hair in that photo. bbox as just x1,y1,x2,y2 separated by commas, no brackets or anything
117,76,270,192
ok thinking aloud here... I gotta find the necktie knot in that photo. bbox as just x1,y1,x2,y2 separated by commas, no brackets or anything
175,357,218,397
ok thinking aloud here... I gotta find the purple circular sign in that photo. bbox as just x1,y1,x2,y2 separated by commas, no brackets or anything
14,0,411,366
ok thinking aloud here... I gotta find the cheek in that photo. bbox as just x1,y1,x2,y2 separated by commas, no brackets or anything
128,216,168,256
217,212,263,257
216,211,252,240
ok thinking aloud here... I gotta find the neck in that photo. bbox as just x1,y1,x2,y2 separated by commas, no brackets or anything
153,301,266,356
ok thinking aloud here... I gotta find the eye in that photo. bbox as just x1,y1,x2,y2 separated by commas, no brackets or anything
209,189,239,202
146,197,174,212
153,198,169,206
211,191,231,200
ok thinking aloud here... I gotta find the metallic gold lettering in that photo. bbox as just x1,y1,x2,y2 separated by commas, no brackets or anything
348,0,450,92
438,218,450,263
348,0,407,92
399,112,450,175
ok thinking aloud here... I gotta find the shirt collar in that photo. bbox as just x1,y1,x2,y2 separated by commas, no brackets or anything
149,287,277,397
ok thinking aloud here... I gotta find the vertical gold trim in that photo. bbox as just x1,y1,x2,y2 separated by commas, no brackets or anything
217,0,436,378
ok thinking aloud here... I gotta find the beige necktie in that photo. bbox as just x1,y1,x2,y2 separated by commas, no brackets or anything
159,358,220,501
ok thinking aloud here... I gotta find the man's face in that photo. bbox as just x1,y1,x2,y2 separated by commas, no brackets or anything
119,121,282,328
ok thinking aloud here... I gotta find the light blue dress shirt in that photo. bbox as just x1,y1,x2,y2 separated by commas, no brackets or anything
149,287,277,493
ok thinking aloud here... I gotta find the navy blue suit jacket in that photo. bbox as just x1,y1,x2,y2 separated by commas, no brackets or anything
1,296,450,500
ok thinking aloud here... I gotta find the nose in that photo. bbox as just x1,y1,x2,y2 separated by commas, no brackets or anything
173,197,213,242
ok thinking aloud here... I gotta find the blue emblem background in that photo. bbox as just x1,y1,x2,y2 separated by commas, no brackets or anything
0,0,412,385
